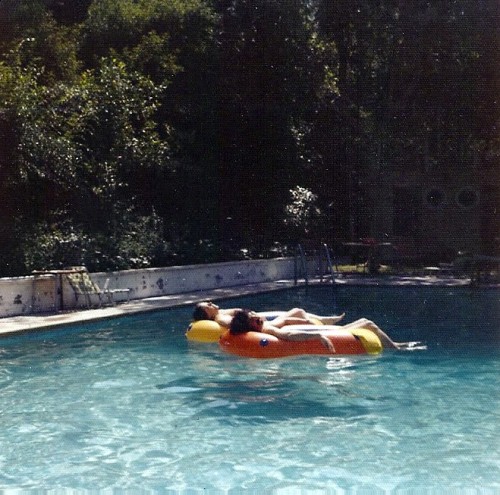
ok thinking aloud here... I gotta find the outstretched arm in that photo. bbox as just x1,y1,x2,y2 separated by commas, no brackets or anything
267,316,313,327
263,326,336,353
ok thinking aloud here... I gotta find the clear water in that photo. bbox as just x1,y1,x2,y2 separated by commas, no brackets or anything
0,286,499,493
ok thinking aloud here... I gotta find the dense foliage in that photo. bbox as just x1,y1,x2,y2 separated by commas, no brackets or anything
0,0,498,275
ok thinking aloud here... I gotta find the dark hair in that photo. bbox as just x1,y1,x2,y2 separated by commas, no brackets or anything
192,303,209,321
229,310,252,335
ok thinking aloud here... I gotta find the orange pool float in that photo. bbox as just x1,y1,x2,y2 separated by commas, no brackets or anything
218,326,382,358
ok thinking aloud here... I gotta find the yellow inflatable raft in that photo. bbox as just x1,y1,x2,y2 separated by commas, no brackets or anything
185,320,226,343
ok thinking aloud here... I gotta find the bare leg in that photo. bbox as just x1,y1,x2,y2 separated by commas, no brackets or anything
283,308,346,325
270,315,310,327
266,308,346,328
283,308,309,319
342,318,400,349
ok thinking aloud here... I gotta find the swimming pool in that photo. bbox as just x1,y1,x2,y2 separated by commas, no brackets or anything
0,285,498,492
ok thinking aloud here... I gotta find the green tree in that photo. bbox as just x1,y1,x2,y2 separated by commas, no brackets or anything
1,0,497,273
208,0,327,250
15,58,170,219
0,1,81,84
284,186,322,240
79,0,221,249
312,0,499,241
0,53,172,273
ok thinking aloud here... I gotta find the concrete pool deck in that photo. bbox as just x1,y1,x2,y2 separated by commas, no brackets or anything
0,274,485,337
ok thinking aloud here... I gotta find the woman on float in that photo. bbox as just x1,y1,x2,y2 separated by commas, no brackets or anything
192,301,345,329
229,307,415,350
229,310,337,353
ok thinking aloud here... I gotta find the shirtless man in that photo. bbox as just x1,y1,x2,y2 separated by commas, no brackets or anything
229,309,416,351
192,301,345,329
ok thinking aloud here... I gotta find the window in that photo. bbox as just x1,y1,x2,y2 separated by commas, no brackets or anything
456,189,479,209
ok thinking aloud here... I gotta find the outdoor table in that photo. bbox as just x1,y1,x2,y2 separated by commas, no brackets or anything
342,241,393,274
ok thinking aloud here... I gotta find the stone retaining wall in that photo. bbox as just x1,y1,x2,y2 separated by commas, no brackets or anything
0,258,316,318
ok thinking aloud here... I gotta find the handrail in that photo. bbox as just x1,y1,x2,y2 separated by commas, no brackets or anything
295,242,336,285
294,244,308,285
322,243,336,284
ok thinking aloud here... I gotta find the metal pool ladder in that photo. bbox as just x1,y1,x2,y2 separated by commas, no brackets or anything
294,242,337,285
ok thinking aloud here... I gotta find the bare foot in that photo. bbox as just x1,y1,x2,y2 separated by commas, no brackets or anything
395,341,424,350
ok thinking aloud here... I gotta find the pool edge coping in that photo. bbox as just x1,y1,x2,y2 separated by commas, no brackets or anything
0,280,300,337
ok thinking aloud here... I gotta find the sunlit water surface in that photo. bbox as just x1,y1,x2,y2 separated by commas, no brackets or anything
0,286,499,493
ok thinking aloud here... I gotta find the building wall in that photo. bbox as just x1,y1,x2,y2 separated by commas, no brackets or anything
366,164,490,260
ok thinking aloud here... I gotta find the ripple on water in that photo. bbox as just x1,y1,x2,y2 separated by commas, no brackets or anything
0,286,498,491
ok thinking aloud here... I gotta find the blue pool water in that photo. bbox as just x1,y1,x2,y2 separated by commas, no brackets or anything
0,285,499,492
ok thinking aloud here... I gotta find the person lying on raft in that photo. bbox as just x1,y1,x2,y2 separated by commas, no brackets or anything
192,301,345,329
224,307,413,351
230,309,337,353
